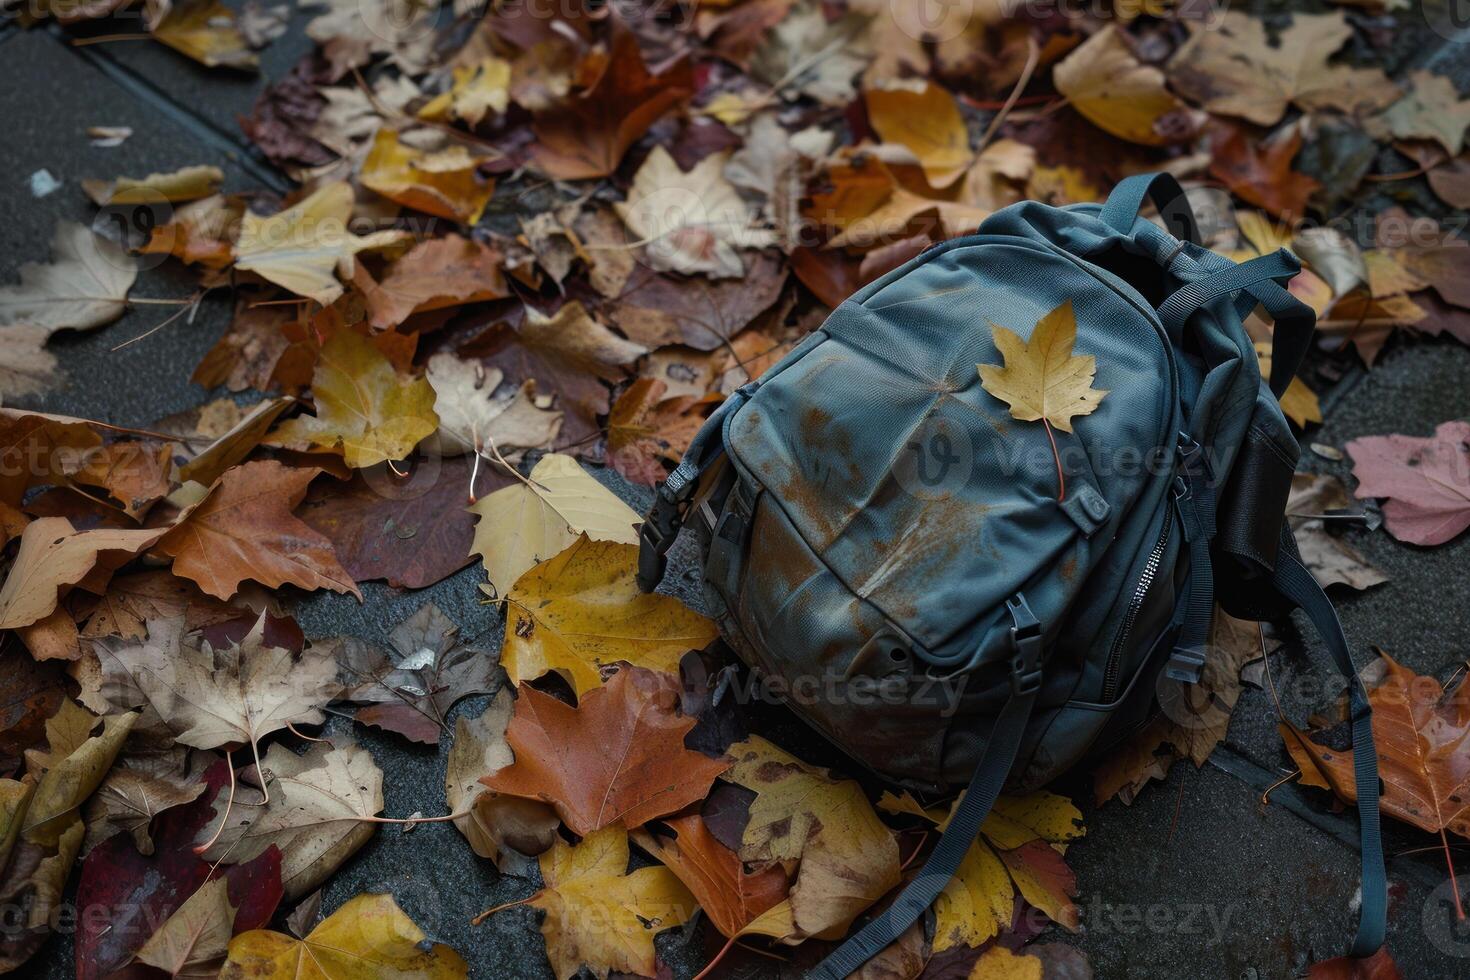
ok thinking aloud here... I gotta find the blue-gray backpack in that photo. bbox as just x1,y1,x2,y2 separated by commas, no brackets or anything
636,174,1386,976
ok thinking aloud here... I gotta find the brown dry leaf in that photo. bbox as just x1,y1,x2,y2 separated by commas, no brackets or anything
179,396,296,487
80,570,235,642
978,301,1107,434
360,129,495,226
495,535,717,696
268,330,438,469
135,875,236,978
1054,27,1204,147
444,690,559,868
152,0,257,69
864,80,973,187
605,379,708,486
1287,473,1388,592
603,254,788,352
82,750,204,856
631,813,789,938
725,736,901,944
198,740,382,899
1378,70,1470,155
1283,651,1470,842
615,146,777,278
531,28,694,180
233,182,410,305
0,325,59,400
0,518,164,631
1210,121,1320,220
0,411,101,511
360,234,509,330
81,165,224,206
221,892,466,979
1168,12,1401,126
141,193,246,270
1307,947,1405,979
66,439,174,519
154,459,361,601
0,222,136,333
480,665,728,835
521,826,696,980
468,301,646,446
1093,607,1260,806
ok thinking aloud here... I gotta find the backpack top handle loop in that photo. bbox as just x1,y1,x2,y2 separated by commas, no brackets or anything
1098,172,1202,246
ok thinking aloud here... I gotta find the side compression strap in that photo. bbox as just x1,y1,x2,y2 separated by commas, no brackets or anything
1271,524,1387,957
808,599,1044,980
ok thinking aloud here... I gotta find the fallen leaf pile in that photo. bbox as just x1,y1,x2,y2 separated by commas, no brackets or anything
2,0,1466,974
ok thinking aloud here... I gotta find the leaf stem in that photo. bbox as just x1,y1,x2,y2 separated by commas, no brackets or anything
471,894,536,925
1043,419,1066,503
692,932,740,980
193,752,236,855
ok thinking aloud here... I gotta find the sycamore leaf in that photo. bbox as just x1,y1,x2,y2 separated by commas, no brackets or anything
978,301,1108,434
1209,120,1320,221
0,221,136,332
1379,70,1470,155
152,0,258,70
530,29,693,180
360,128,495,226
269,331,438,468
481,666,728,834
496,535,718,696
221,892,466,979
1168,12,1401,126
0,410,103,509
81,165,224,206
631,813,790,938
1283,651,1470,843
752,7,870,106
233,182,409,304
424,353,561,459
1054,27,1204,147
468,454,642,601
135,876,237,978
119,613,338,756
616,146,777,279
725,736,901,943
155,459,361,601
359,234,509,330
1347,420,1470,546
519,826,695,980
199,741,382,899
444,690,559,868
0,518,164,630
864,80,973,187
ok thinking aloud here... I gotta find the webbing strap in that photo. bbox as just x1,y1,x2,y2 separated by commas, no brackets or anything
1168,439,1216,683
806,687,1038,980
1099,172,1202,245
1271,524,1387,958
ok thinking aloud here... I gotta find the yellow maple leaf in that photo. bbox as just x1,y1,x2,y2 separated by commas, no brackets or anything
220,893,466,979
498,535,717,697
864,80,974,189
268,331,438,468
529,826,697,980
968,944,1045,979
361,129,495,226
1053,26,1203,147
978,300,1108,434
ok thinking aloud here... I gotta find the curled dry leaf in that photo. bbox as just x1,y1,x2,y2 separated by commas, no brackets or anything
0,517,165,631
359,234,509,330
604,378,708,486
468,453,641,601
631,813,790,938
360,128,496,226
444,689,559,868
518,825,696,980
134,875,237,978
481,665,728,835
495,535,717,696
423,352,562,459
154,459,362,600
221,892,467,979
1287,473,1388,592
152,0,258,70
268,330,438,468
725,736,901,944
198,740,383,899
81,164,224,206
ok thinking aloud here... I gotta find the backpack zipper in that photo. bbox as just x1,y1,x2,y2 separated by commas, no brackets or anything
1100,503,1173,703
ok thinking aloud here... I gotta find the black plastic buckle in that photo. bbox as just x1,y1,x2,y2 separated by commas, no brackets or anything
635,478,698,592
1006,594,1044,696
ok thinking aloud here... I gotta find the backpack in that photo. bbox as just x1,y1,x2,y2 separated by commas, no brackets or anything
636,173,1386,977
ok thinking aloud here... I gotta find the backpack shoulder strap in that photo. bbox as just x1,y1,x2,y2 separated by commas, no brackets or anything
1266,522,1388,958
807,597,1044,980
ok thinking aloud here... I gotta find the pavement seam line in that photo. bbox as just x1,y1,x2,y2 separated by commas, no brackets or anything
43,23,292,194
